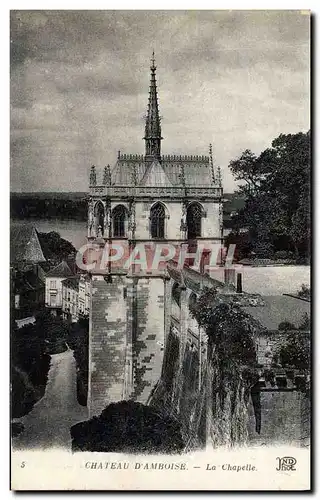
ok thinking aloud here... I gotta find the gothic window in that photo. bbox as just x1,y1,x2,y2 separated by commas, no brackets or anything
112,205,126,237
187,202,202,239
94,201,105,236
150,202,165,239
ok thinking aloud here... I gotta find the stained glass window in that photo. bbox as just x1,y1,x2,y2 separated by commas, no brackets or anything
112,205,126,237
187,203,202,239
150,203,165,238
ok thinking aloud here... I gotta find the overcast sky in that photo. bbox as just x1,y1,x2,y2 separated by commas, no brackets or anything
10,10,310,193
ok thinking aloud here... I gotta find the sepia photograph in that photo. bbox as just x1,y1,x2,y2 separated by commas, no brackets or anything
10,9,311,491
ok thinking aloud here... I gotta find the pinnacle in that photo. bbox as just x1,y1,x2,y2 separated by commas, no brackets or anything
151,50,156,70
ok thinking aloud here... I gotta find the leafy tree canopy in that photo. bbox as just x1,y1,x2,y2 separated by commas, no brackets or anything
228,131,310,260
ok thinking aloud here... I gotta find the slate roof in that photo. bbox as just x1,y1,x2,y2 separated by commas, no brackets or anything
242,295,310,331
62,276,80,291
111,156,214,187
10,225,46,263
167,262,227,293
140,160,172,187
46,260,74,278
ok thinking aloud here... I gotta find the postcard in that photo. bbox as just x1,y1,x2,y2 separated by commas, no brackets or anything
10,9,311,491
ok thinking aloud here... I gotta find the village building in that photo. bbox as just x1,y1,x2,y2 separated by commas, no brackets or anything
62,276,80,323
10,224,47,324
78,274,91,318
45,260,74,315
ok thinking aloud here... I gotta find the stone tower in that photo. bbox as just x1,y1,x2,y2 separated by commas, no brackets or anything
86,54,223,416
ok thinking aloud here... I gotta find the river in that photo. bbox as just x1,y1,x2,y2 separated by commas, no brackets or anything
11,218,310,296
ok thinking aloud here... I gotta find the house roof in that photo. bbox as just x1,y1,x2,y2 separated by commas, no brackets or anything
46,260,74,278
242,295,310,331
62,276,80,291
10,225,46,263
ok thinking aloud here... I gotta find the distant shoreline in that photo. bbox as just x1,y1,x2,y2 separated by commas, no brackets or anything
10,192,87,199
11,216,86,222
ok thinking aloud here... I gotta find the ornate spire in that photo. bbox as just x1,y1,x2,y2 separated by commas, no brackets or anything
132,160,138,186
89,165,96,186
144,51,162,161
209,143,216,184
217,164,222,187
178,163,185,187
103,165,111,185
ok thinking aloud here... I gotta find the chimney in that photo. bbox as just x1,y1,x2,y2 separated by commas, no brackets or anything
224,268,236,287
236,272,243,293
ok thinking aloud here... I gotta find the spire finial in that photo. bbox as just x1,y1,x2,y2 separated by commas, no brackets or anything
103,164,111,185
179,163,185,187
209,143,215,184
151,50,156,70
90,165,96,186
144,51,162,160
217,165,222,187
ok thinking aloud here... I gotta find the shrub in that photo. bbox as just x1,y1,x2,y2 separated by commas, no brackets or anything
274,250,294,260
278,321,296,331
298,313,310,331
68,318,89,406
297,284,311,300
279,332,310,370
263,369,276,386
189,288,261,435
70,401,185,454
35,310,69,353
11,422,24,437
191,289,258,367
11,366,36,418
11,317,51,417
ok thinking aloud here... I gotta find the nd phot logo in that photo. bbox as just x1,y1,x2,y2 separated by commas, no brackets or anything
276,457,297,472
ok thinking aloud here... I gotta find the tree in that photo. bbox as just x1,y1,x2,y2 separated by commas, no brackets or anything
229,149,264,197
228,131,310,260
11,318,50,418
278,321,296,331
279,332,310,371
38,231,76,262
68,318,89,405
224,231,253,261
34,309,69,354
